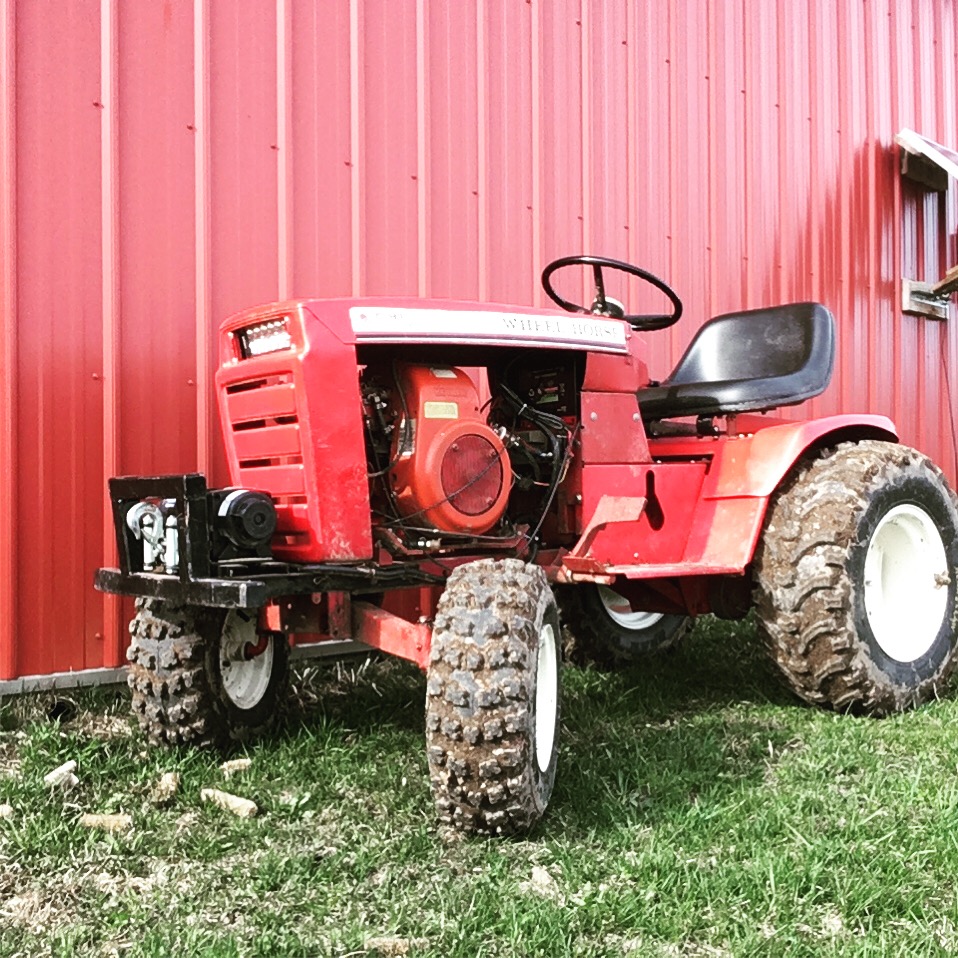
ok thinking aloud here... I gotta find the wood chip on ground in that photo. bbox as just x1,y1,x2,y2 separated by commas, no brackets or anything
201,788,258,818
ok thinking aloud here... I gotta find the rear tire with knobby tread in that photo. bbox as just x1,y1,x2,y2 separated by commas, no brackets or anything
557,583,690,667
754,440,958,715
425,558,561,836
127,598,289,747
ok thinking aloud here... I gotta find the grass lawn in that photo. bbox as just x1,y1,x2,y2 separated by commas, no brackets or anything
2,616,958,957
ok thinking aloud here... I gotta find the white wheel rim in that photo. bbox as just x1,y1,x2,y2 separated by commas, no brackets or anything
863,503,950,663
219,610,274,710
534,620,559,774
597,585,665,631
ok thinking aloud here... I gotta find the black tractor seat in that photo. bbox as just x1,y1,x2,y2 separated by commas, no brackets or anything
637,302,836,422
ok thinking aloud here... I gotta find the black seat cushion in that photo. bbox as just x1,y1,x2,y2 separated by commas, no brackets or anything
637,302,835,421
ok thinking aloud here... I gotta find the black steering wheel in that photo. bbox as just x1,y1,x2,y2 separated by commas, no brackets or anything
541,255,683,331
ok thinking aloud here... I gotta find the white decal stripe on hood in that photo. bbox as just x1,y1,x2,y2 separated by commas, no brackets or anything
349,306,629,352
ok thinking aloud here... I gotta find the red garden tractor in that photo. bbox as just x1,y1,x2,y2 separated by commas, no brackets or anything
95,256,958,835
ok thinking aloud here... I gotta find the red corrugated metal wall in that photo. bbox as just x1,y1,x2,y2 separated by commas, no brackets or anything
2,0,957,681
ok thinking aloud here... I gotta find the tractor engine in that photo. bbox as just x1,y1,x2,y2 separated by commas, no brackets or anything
365,364,512,536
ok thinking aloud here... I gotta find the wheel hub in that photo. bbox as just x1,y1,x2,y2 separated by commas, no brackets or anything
597,585,665,631
863,503,950,663
219,611,274,710
534,621,559,774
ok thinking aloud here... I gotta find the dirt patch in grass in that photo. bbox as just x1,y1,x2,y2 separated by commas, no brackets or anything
1,886,76,936
365,936,431,956
0,734,23,779
72,711,134,742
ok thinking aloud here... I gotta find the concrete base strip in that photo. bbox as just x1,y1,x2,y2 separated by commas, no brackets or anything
0,640,372,697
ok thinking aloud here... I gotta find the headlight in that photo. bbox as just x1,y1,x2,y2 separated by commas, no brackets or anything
237,318,293,358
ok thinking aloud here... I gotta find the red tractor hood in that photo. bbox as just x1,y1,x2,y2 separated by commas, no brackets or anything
222,297,633,355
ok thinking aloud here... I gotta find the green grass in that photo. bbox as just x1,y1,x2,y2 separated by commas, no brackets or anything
2,618,958,957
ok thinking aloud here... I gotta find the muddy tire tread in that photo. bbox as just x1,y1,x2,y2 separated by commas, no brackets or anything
127,599,222,747
426,558,558,836
127,598,287,747
753,440,958,715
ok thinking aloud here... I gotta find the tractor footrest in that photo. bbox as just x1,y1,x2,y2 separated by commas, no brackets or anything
603,561,746,578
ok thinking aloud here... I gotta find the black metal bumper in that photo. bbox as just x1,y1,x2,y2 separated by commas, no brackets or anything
96,472,443,608
94,562,442,608
95,568,279,607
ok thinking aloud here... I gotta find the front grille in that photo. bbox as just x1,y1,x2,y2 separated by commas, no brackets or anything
223,371,309,542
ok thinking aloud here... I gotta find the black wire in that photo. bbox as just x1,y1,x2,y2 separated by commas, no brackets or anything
366,361,411,479
393,523,521,544
522,422,577,551
497,383,568,439
494,383,575,551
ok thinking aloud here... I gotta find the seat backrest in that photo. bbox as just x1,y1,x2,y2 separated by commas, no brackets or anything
638,302,835,420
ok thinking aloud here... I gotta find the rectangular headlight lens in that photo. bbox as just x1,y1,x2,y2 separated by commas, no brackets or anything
238,318,293,358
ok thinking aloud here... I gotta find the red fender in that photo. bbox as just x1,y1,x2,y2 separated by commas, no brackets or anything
595,413,898,579
700,413,899,498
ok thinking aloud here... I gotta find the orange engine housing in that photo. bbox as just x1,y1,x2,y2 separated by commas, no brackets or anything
389,364,512,535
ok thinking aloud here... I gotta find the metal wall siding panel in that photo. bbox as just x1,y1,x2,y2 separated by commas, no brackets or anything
192,0,212,477
276,0,293,300
473,1,487,301
14,0,105,677
529,0,542,307
1,0,17,679
290,1,353,298
669,2,709,364
892,0,914,446
706,0,746,319
206,0,279,488
631,1,673,381
863,1,889,418
943,5,958,150
586,2,628,267
840,0,866,420
415,0,428,298
116,0,197,479
538,3,583,294
909,5,930,456
424,4,480,301
741,0,776,309
360,0,419,296
100,0,120,667
946,0,958,480
483,4,534,307
945,3,958,481
917,0,938,133
3,0,958,678
209,1,279,321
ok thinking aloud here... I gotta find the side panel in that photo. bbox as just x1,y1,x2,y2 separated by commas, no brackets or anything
617,415,902,576
578,463,708,568
578,393,650,465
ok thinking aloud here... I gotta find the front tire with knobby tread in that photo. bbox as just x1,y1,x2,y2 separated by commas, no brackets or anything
127,598,289,747
426,558,561,836
754,440,958,715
